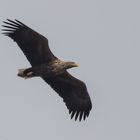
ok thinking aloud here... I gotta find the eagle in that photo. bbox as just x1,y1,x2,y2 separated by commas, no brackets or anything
2,19,92,121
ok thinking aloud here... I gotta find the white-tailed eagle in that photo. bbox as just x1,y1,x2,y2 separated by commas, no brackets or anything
2,19,92,121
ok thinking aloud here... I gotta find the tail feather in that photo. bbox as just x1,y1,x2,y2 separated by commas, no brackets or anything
17,69,26,77
17,68,33,79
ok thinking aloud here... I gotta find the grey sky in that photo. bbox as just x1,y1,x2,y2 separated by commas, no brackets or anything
0,0,140,140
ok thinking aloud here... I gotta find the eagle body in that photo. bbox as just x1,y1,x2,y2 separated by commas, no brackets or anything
18,59,78,78
2,19,92,121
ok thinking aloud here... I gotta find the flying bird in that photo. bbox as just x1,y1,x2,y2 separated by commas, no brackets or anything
2,19,92,121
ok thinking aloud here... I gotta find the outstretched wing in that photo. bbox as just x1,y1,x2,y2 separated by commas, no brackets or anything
2,19,56,66
42,72,92,121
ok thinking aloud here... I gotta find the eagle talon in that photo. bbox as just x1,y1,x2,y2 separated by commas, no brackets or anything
26,71,34,77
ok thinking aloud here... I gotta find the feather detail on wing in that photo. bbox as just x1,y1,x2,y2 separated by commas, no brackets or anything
2,19,56,66
42,72,92,121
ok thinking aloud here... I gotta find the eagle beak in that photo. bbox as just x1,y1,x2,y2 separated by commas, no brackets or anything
75,64,79,67
73,63,79,67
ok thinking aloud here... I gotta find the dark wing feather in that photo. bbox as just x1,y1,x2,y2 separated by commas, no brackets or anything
2,19,56,66
42,72,92,121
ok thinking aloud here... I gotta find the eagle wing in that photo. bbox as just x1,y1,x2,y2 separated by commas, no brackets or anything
42,72,92,121
2,19,56,66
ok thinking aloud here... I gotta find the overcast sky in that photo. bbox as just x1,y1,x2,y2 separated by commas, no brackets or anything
0,0,140,140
